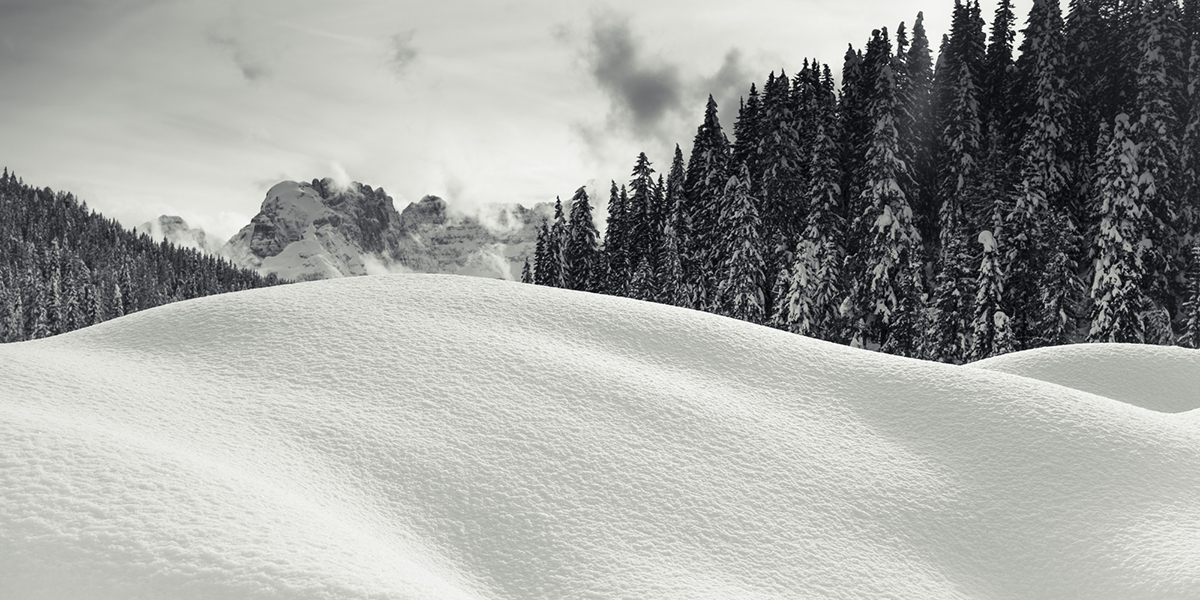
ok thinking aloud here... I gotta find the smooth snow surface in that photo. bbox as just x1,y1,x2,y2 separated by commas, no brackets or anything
971,343,1200,414
2,274,1199,600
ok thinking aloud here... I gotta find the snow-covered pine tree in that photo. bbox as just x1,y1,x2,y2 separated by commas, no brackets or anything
548,197,568,288
715,166,766,324
626,152,658,276
521,259,533,284
970,229,1007,360
1184,41,1200,250
983,0,1018,141
848,29,924,354
534,217,549,285
86,282,104,326
655,219,685,307
110,281,125,320
1181,243,1200,347
629,257,656,302
28,277,49,340
1005,0,1074,349
1132,0,1187,313
564,186,599,292
602,182,630,295
731,84,763,192
1089,114,1150,343
683,96,731,307
902,12,939,248
928,54,983,362
778,83,845,341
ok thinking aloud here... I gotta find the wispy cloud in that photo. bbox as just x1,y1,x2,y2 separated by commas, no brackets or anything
389,30,418,78
207,16,272,83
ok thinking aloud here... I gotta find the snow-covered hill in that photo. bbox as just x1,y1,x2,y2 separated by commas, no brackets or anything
2,275,1198,599
220,179,546,282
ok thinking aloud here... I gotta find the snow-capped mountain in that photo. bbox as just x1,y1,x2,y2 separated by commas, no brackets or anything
135,215,221,255
219,178,548,282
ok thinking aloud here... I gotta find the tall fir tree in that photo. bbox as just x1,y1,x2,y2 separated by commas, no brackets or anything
1090,115,1151,342
521,258,533,284
1132,0,1187,313
848,28,925,353
902,12,939,252
548,197,568,288
564,186,599,292
683,95,731,308
1006,0,1075,349
715,166,766,324
602,181,630,294
657,147,689,307
626,152,658,275
777,100,845,340
534,217,550,285
1181,243,1200,347
1183,41,1200,249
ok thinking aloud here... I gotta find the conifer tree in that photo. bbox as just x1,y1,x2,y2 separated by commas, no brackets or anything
1006,0,1074,348
629,257,656,302
683,96,731,307
1090,114,1150,343
1183,42,1200,248
716,167,766,324
902,12,939,247
778,86,845,340
849,29,924,353
655,220,686,307
970,230,1007,360
534,217,550,285
548,197,568,288
110,282,125,320
603,182,631,295
626,153,658,273
521,259,533,284
1133,0,1187,311
1181,244,1200,347
564,186,599,291
984,0,1018,141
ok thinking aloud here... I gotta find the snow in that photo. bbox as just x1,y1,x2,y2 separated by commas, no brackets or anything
970,343,1200,414
2,274,1199,599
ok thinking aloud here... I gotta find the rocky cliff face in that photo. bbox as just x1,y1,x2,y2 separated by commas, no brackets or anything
220,178,548,282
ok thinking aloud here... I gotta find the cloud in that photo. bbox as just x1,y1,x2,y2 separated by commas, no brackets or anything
569,11,752,152
698,48,752,122
207,18,272,83
389,30,418,77
580,11,683,141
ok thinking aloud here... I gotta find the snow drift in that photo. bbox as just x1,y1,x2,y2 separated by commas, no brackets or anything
1,274,1198,600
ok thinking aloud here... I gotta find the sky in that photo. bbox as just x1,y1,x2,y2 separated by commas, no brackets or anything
0,0,1002,242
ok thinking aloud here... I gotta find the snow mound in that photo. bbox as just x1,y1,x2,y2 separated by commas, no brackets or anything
971,343,1200,414
2,275,1199,600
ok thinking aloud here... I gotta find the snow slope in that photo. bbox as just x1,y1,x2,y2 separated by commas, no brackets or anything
2,275,1199,600
971,343,1200,414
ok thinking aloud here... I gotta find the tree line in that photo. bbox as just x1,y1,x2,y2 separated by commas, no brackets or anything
0,169,282,342
524,0,1200,361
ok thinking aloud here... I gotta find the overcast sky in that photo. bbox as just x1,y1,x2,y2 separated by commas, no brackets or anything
0,0,1001,241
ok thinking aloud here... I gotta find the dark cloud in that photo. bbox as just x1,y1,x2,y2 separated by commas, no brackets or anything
206,28,271,83
389,31,418,77
582,11,683,140
698,48,752,121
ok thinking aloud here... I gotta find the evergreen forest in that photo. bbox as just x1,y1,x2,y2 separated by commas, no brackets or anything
0,169,281,343
525,0,1200,362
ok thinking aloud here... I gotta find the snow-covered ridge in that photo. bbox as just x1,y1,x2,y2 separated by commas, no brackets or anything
971,343,1200,414
1,275,1198,599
